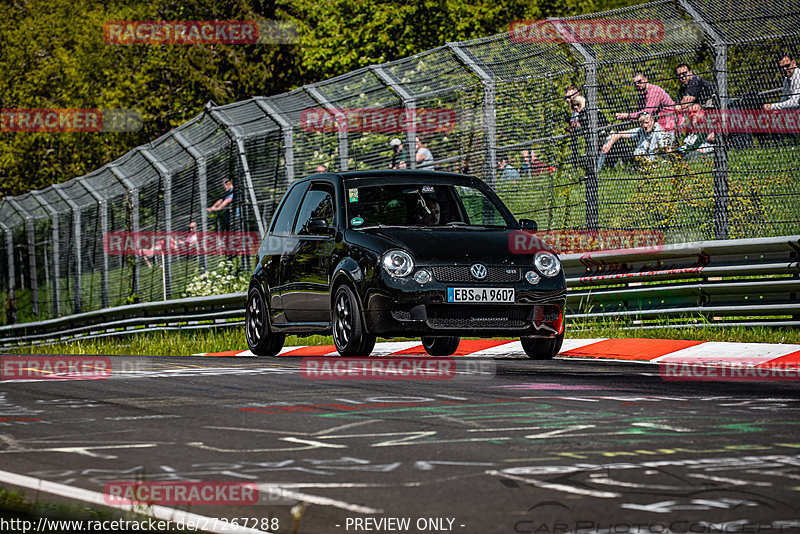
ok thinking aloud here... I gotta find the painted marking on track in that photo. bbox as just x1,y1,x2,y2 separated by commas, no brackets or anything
0,443,157,459
279,437,347,449
687,473,772,487
496,383,616,390
0,468,268,534
523,425,596,440
486,469,621,498
631,422,694,433
258,484,381,514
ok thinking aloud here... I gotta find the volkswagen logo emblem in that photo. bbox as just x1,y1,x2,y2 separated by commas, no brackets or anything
470,263,487,280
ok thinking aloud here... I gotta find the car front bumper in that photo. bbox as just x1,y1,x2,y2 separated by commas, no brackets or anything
362,276,566,338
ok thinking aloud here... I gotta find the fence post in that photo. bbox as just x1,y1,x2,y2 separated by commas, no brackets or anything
140,148,174,298
677,0,729,239
255,97,295,183
30,192,61,317
0,221,16,323
306,86,349,172
206,106,266,236
711,42,729,239
109,164,140,296
174,131,209,271
77,177,109,309
6,199,38,316
372,66,418,170
53,184,82,313
447,43,496,187
558,25,601,232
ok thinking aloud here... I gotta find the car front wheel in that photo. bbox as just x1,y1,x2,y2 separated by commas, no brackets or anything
246,286,286,356
521,333,564,360
332,284,376,356
421,336,460,356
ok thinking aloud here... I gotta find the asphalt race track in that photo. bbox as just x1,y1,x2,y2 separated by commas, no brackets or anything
1,352,799,534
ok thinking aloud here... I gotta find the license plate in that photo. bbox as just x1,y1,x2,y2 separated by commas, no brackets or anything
446,287,515,303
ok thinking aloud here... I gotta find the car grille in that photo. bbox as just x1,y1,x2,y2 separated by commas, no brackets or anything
426,305,529,329
432,265,522,283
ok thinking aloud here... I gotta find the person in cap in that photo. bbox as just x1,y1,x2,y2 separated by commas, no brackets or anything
389,138,405,169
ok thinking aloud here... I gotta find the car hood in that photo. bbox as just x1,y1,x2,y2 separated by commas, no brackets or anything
355,227,554,264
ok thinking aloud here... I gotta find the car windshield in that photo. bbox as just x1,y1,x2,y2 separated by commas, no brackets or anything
345,182,514,229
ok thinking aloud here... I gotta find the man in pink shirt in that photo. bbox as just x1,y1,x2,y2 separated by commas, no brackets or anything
615,72,676,128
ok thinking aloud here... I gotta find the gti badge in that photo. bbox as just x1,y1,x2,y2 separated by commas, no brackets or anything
470,263,487,280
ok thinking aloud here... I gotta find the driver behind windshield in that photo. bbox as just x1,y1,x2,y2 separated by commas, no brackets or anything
413,197,441,225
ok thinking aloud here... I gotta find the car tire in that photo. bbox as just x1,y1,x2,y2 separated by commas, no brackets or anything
332,284,376,356
246,286,286,356
521,333,564,360
421,336,461,356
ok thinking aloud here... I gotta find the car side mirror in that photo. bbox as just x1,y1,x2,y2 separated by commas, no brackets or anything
519,218,537,231
306,217,335,235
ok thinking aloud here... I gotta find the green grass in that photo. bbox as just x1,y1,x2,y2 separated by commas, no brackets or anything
497,142,800,240
0,487,195,533
9,321,799,356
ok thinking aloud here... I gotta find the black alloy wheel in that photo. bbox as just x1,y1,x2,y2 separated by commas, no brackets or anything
246,286,286,356
332,284,376,356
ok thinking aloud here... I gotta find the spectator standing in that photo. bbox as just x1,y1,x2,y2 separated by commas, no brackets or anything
389,138,405,169
600,112,675,170
674,64,714,111
497,154,521,184
568,95,628,172
564,85,582,125
207,178,235,230
615,73,675,127
764,53,800,110
521,150,532,178
415,137,435,169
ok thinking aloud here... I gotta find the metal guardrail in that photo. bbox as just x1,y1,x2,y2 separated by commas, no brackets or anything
1,236,798,349
0,293,246,349
562,235,800,328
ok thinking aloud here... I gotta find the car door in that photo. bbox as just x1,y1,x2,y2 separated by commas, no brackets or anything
266,181,308,324
281,182,337,323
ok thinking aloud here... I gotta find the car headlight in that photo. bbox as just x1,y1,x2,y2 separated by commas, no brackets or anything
382,250,414,277
534,252,561,277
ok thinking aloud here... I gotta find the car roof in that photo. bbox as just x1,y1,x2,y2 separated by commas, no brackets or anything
298,170,484,187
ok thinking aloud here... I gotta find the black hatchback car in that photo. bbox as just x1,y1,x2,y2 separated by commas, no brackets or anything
245,171,566,358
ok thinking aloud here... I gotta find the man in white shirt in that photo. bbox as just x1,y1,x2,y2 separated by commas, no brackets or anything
598,112,675,170
764,53,800,110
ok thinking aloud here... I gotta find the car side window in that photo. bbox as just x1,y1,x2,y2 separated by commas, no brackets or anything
294,185,335,235
454,185,507,227
271,183,308,236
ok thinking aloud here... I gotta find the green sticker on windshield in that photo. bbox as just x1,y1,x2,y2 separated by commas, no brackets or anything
351,217,364,226
349,188,359,202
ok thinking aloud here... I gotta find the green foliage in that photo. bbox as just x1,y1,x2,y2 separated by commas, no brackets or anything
0,0,300,198
182,259,248,297
1,0,647,199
